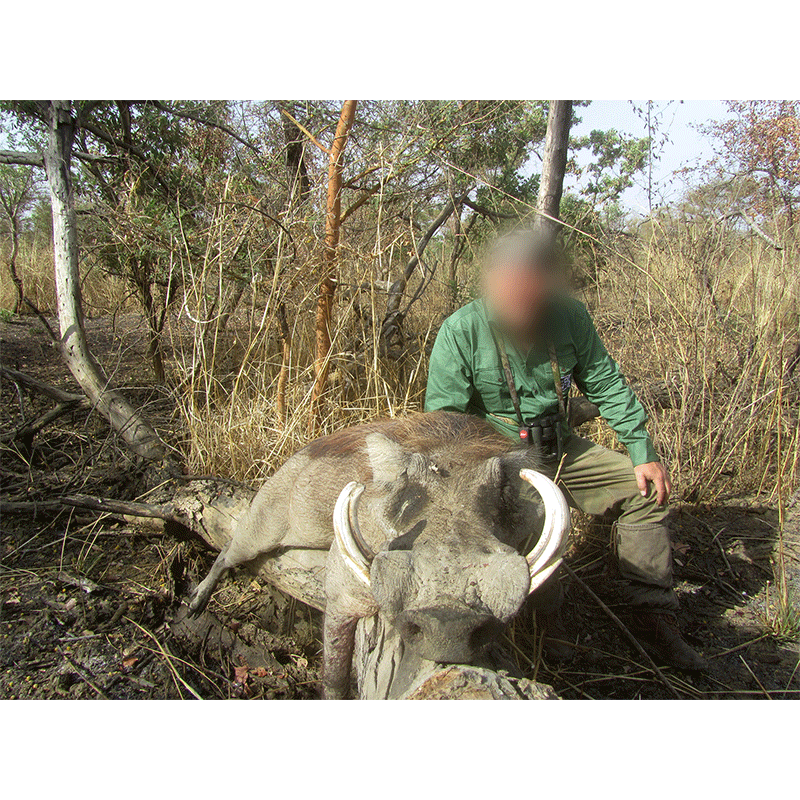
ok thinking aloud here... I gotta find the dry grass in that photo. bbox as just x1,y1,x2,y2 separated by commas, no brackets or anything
588,219,798,503
0,238,131,316
169,218,799,514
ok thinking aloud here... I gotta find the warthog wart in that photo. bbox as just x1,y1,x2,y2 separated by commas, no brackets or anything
188,411,569,698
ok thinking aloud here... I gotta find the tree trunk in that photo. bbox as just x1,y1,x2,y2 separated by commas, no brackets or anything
280,102,311,204
309,100,357,433
42,101,165,461
534,100,573,243
7,215,23,314
131,258,167,383
447,210,477,313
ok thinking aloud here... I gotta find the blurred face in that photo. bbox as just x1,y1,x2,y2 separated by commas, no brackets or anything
482,258,554,338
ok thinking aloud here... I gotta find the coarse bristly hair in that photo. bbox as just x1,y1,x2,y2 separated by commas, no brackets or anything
302,411,517,463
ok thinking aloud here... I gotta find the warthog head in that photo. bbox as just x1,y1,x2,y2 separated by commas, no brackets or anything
333,432,569,665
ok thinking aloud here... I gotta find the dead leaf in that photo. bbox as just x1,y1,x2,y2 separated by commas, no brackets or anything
121,656,138,672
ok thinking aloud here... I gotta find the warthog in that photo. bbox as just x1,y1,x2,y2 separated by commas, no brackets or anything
189,412,569,698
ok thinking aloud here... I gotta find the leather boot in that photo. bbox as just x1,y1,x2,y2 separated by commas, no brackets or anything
537,604,576,663
628,609,708,671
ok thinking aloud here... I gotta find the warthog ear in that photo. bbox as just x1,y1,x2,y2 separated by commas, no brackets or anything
481,450,535,489
365,433,412,484
481,456,505,488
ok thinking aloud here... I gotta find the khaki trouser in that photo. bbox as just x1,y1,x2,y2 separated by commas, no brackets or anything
534,434,678,611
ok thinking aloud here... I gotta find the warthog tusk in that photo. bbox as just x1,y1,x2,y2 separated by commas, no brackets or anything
519,469,570,592
333,482,372,586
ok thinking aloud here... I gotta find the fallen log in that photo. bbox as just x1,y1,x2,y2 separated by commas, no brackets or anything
57,481,558,700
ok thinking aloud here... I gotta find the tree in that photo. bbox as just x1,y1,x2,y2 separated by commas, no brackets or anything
702,101,800,235
1,101,165,460
308,100,357,432
534,100,573,242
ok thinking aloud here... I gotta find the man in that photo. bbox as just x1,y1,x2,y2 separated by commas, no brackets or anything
424,230,706,670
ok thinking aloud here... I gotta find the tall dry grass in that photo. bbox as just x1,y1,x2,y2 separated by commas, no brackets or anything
171,226,437,483
585,217,798,504
3,200,796,637
0,237,131,316
171,214,798,513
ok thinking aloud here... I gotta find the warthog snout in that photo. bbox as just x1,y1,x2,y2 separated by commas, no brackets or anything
395,603,504,664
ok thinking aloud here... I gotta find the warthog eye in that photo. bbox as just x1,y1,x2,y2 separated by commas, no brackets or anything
399,620,422,640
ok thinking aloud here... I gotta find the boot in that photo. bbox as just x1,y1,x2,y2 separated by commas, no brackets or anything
537,604,576,663
628,609,708,671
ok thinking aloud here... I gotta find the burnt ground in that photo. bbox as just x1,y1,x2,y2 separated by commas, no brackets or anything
1,314,798,700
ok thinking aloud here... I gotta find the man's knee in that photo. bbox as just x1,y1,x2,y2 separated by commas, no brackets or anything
619,480,670,526
615,521,673,589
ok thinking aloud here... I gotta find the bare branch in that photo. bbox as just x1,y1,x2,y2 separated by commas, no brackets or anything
462,197,517,221
73,150,120,164
0,150,44,167
146,101,259,152
280,107,331,155
721,208,783,250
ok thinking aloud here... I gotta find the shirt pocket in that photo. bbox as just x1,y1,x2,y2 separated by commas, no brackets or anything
473,365,509,413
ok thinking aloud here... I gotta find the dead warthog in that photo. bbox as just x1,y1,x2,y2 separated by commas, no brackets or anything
189,412,569,698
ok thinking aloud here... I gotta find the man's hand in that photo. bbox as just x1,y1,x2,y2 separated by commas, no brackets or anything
634,461,672,506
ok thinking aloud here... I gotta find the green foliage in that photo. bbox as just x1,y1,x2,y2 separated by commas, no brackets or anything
573,128,650,206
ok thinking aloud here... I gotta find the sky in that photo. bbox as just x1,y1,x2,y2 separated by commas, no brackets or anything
566,100,734,214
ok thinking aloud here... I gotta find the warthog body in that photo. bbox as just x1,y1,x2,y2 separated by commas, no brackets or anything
189,411,569,698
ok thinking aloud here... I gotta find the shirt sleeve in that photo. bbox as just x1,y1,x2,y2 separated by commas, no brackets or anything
571,303,659,467
424,322,474,413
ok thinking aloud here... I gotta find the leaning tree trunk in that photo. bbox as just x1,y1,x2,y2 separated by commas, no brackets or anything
309,100,357,434
534,100,572,244
5,215,25,313
43,101,164,461
120,480,558,700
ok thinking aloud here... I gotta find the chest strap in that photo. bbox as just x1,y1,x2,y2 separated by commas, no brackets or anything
489,323,567,424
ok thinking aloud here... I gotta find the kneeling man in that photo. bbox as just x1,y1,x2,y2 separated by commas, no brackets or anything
424,231,705,670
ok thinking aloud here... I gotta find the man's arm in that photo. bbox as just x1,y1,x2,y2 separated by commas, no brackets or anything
571,303,670,500
424,323,474,413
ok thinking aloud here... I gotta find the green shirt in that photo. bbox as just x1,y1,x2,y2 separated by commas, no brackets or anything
423,296,659,467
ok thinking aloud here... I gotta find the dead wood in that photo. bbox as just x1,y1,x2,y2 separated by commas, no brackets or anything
1,365,93,408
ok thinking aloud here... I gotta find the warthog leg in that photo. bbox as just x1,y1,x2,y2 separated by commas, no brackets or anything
323,610,359,699
188,542,232,616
